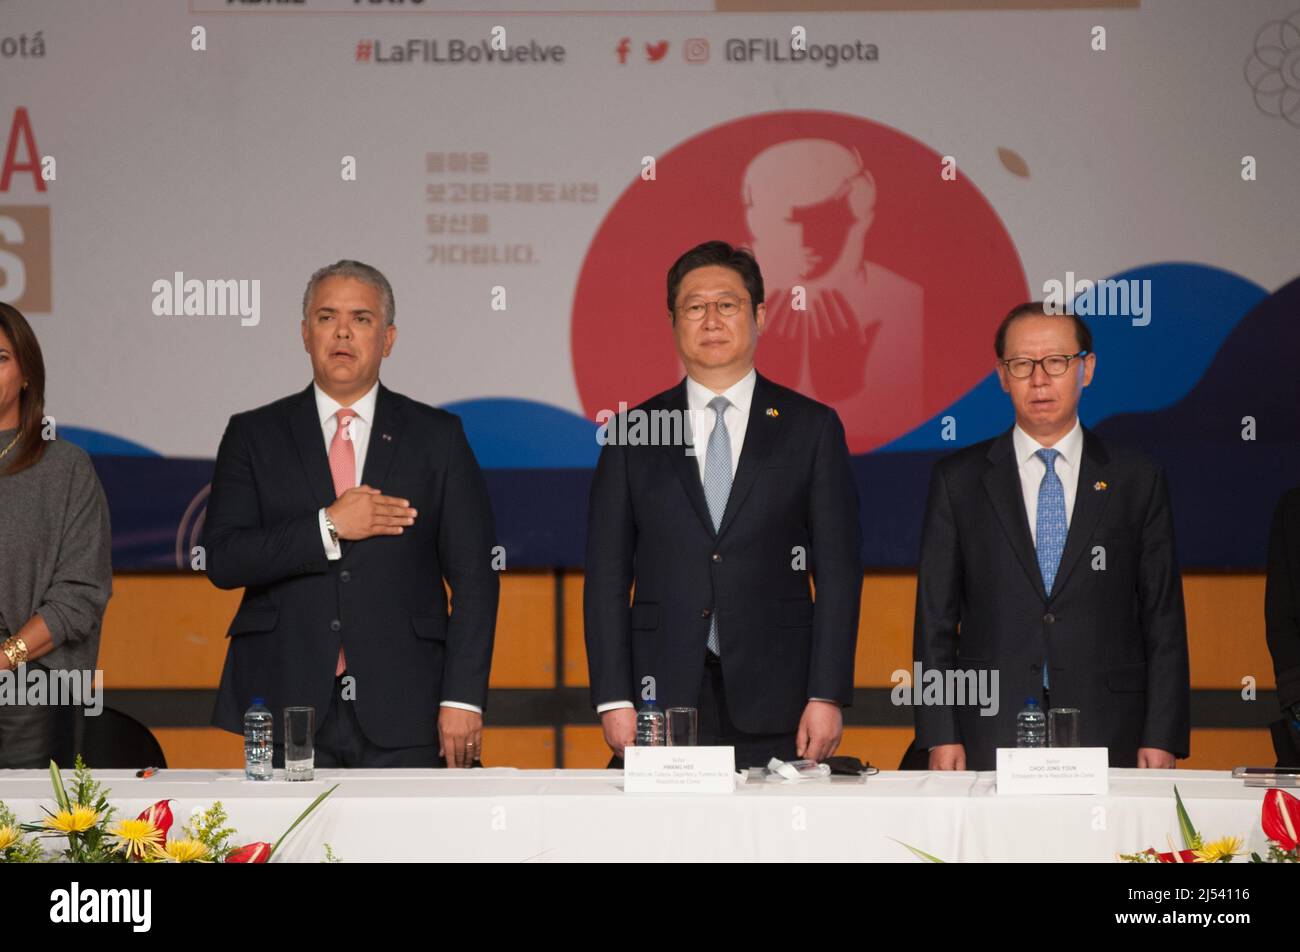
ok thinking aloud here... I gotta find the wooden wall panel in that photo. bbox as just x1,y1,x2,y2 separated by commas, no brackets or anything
99,575,239,689
98,572,1283,770
489,571,555,688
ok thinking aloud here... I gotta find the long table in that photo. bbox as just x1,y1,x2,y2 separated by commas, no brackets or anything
0,768,1275,862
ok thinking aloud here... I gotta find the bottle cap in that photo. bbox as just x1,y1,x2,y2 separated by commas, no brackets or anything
252,696,265,706
1024,697,1038,706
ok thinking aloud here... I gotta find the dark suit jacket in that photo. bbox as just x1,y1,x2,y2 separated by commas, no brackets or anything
913,426,1190,769
584,372,862,734
204,383,499,748
1266,488,1300,764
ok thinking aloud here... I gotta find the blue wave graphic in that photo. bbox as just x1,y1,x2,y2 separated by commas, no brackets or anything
880,263,1268,452
60,427,160,457
72,263,1266,470
445,397,599,470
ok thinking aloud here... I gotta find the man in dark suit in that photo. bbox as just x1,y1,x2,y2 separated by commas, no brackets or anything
204,260,498,768
1265,488,1300,766
914,301,1190,771
584,240,862,770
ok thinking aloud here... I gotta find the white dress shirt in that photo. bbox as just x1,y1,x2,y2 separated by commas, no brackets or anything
1012,418,1083,543
597,368,835,718
928,418,1084,752
314,381,479,715
685,367,755,479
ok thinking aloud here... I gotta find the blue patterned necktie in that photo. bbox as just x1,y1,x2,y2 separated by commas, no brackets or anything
702,396,732,655
1035,447,1067,689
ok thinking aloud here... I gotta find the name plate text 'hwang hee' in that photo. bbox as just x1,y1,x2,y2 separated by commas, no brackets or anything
623,746,736,793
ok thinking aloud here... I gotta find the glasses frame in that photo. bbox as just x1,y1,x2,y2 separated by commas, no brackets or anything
1000,350,1090,379
675,296,751,322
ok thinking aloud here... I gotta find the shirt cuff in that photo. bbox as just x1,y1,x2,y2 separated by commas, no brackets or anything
439,701,483,714
808,697,842,706
596,700,635,713
318,508,342,560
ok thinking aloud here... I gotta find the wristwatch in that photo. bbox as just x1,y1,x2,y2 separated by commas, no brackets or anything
323,510,340,547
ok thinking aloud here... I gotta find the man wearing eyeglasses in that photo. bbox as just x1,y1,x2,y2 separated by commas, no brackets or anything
913,301,1190,771
584,240,862,769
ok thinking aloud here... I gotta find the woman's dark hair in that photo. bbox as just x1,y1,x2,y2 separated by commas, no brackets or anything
0,301,48,476
665,241,766,321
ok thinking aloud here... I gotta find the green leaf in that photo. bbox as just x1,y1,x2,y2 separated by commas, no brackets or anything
888,836,946,863
1174,785,1200,851
48,760,69,813
269,784,339,860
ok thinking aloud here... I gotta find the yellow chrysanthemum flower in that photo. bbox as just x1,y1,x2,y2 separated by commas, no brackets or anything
155,838,211,863
0,825,20,850
1194,835,1244,863
108,818,164,860
44,805,100,834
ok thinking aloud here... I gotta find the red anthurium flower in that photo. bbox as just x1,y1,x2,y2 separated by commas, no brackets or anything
226,842,271,863
1144,848,1199,863
1262,789,1300,851
136,800,174,838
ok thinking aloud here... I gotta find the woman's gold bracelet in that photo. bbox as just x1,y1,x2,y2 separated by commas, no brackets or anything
1,636,30,669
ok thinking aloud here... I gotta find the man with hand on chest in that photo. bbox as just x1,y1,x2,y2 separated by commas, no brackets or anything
205,260,499,768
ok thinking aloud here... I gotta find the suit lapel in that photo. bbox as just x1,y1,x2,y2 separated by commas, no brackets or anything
715,373,779,540
661,379,716,537
359,383,401,489
982,429,1048,603
1048,426,1112,597
289,384,338,511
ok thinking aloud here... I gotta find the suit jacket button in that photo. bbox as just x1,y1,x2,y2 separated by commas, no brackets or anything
1043,612,1055,624
711,553,722,563
330,619,342,632
701,608,712,618
339,570,351,583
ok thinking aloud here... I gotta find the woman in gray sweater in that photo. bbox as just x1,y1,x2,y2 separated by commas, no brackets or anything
0,302,112,768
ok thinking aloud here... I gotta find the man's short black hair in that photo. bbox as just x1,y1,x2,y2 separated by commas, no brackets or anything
994,301,1093,359
666,241,765,321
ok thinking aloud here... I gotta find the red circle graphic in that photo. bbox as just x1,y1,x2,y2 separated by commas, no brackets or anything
571,110,1028,454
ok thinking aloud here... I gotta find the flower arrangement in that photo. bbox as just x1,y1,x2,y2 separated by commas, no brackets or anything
891,785,1300,863
1119,785,1300,863
0,757,337,863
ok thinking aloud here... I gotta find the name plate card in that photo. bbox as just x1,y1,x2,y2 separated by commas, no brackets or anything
623,746,736,794
995,747,1109,795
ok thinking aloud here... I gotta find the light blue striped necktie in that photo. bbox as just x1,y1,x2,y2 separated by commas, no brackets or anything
702,395,732,656
1035,447,1067,688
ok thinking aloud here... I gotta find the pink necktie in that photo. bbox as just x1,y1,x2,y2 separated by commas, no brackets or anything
329,408,358,676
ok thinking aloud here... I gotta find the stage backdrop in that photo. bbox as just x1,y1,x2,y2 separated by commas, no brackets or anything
2,0,1298,569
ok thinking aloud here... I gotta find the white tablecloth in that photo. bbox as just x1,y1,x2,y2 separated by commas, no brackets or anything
0,768,1276,862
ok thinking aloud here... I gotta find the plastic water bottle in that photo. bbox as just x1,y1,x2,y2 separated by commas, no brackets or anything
1016,697,1046,748
244,698,273,780
634,699,665,746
